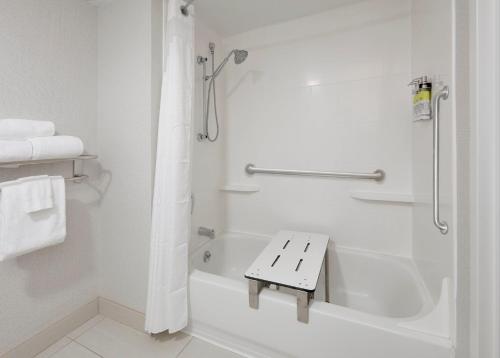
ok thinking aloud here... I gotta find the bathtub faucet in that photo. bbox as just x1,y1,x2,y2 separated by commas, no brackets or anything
198,226,215,239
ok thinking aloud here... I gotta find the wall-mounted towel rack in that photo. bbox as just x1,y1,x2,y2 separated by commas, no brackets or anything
245,164,385,181
0,155,98,183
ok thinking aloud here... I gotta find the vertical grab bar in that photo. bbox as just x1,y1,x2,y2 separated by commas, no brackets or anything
433,86,449,235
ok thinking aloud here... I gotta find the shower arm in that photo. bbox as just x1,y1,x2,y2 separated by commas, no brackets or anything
206,50,236,81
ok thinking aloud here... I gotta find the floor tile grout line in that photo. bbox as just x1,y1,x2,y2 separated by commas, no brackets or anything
175,335,194,357
38,337,72,358
63,318,195,358
65,315,104,341
72,340,105,358
52,317,236,358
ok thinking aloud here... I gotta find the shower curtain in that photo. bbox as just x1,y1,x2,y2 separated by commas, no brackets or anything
145,0,194,334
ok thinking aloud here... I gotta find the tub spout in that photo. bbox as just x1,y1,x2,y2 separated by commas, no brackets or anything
198,227,215,239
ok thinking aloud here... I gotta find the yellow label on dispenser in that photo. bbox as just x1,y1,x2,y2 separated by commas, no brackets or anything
413,89,432,121
413,90,431,104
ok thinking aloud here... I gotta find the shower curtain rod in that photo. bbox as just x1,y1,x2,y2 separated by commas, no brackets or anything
180,0,195,16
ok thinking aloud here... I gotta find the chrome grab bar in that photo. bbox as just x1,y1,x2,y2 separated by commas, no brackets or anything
433,86,449,235
245,164,385,181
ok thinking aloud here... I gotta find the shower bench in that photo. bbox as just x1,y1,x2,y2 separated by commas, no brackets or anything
244,230,330,323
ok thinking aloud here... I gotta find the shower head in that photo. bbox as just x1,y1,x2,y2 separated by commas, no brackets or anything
233,49,248,64
211,49,249,80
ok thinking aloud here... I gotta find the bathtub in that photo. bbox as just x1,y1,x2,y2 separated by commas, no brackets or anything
186,233,453,358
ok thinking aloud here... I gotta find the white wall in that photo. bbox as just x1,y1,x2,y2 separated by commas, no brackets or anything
220,0,413,256
0,0,99,353
96,0,161,313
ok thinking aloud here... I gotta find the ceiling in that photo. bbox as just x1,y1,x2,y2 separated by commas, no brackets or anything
194,0,364,37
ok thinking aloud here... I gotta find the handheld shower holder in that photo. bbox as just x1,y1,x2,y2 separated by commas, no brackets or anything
197,42,248,142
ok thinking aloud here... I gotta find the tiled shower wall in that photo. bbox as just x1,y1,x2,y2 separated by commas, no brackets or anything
411,0,455,303
191,19,227,251
221,0,414,256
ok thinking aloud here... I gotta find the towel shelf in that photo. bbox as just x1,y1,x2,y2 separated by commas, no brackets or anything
0,155,98,183
0,155,97,169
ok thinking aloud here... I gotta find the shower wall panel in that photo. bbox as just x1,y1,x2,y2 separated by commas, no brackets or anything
410,0,455,303
191,20,227,252
221,0,413,256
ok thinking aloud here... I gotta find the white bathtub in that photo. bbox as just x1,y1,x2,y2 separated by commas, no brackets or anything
186,233,453,358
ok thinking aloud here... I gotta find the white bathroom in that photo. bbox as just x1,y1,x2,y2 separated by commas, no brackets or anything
0,0,497,358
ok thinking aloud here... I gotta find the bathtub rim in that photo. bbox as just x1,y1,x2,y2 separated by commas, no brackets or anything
190,230,436,317
188,268,452,350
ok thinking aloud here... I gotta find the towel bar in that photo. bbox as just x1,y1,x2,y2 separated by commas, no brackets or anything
0,155,97,184
65,175,89,183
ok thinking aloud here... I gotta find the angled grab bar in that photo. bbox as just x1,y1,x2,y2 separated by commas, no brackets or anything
245,164,385,181
433,86,449,235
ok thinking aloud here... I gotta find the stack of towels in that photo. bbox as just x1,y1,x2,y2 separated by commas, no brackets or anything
0,118,85,162
0,118,76,260
0,175,66,261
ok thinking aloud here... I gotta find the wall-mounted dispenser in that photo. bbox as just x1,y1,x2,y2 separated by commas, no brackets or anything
409,76,432,121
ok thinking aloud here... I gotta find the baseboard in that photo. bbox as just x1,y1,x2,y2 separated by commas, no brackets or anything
97,297,254,356
4,297,154,358
98,297,145,333
2,299,99,358
3,296,262,358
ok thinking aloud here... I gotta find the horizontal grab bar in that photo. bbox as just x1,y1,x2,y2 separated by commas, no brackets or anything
245,164,385,181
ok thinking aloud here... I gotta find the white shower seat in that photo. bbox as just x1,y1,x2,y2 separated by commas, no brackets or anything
244,230,330,323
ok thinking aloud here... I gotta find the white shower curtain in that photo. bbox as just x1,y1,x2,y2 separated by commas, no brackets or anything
145,0,194,334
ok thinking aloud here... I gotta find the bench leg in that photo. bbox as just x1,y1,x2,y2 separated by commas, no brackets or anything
297,291,311,323
249,280,265,309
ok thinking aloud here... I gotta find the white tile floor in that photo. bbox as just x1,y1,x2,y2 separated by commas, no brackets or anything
35,316,243,358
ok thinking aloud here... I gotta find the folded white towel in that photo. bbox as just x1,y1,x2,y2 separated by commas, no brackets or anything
0,119,55,140
28,136,84,160
18,176,54,213
0,140,33,162
0,176,66,261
